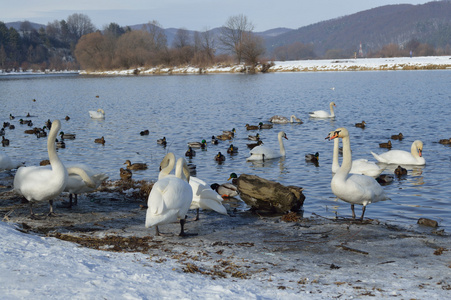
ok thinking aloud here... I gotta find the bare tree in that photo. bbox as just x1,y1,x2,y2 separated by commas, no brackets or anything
219,14,254,63
241,32,265,65
173,28,190,49
67,13,96,42
142,20,167,52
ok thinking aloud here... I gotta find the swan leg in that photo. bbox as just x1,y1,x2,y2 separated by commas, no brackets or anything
360,206,366,221
47,200,57,217
155,226,161,236
74,194,78,206
194,208,200,221
179,218,198,237
351,204,356,219
28,202,40,219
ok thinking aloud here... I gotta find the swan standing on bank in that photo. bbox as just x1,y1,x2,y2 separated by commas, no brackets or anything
328,131,385,177
63,164,109,208
309,101,336,118
189,177,228,220
13,120,68,217
328,128,388,220
146,157,195,236
247,131,288,161
371,140,425,165
89,108,105,119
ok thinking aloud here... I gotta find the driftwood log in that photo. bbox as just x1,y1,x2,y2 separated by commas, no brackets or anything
235,174,305,213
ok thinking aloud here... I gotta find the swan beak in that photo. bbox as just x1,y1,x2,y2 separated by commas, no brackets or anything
419,149,422,157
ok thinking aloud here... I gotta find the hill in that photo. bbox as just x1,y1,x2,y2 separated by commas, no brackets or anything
266,1,451,56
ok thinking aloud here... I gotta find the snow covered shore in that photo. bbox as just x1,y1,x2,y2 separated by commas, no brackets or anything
80,55,451,76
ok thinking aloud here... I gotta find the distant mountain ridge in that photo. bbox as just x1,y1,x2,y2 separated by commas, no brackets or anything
5,1,451,57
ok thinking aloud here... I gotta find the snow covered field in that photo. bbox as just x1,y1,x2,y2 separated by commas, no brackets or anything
79,55,451,75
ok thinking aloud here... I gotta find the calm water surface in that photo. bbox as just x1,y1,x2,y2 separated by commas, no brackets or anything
1,71,450,230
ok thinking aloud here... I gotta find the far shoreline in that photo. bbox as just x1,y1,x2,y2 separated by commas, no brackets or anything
2,56,451,76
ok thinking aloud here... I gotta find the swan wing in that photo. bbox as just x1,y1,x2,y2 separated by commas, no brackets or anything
347,175,387,204
350,159,384,177
247,145,280,161
371,150,424,165
309,110,329,118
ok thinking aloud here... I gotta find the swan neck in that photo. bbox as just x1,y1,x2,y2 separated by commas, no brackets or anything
47,120,62,167
160,153,175,178
330,103,335,117
337,135,351,176
332,137,339,172
278,133,286,156
67,167,95,188
411,142,419,158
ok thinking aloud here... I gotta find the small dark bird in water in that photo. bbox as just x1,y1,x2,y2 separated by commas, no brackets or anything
247,140,263,149
394,165,407,177
227,144,238,154
120,168,133,180
379,140,392,149
215,152,226,162
391,133,404,140
355,121,366,128
124,160,147,170
185,146,196,157
305,152,319,162
157,136,167,146
2,136,10,147
140,129,149,136
95,136,105,144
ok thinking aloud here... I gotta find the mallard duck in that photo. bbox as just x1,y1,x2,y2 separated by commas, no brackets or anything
245,124,259,130
140,130,150,136
59,131,76,140
65,116,70,121
305,152,319,162
19,119,32,125
376,174,394,185
439,138,451,145
35,127,47,138
94,136,105,144
247,140,263,149
0,128,4,136
2,136,10,147
215,152,226,162
227,144,238,154
223,128,236,137
56,139,66,149
45,119,52,129
355,121,366,128
3,122,10,128
216,133,233,140
185,146,196,157
9,114,15,120
394,165,407,177
120,167,132,180
379,140,392,149
40,159,50,166
391,133,404,140
9,124,15,130
248,133,260,141
124,160,147,170
211,136,219,145
211,180,238,198
157,136,167,145
188,139,207,149
259,122,273,129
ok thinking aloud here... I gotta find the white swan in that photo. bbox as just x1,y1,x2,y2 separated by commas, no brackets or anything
0,152,24,171
328,128,387,220
13,120,68,217
247,131,288,161
146,157,195,236
63,164,109,207
89,108,105,119
189,177,228,220
309,101,336,118
371,140,425,165
329,131,385,177
158,152,176,180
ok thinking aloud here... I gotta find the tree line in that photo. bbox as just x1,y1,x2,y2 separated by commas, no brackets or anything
1,13,449,72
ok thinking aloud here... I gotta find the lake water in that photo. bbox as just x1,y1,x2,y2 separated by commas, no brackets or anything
1,71,450,230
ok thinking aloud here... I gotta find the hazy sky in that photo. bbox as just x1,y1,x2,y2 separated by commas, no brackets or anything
1,0,431,31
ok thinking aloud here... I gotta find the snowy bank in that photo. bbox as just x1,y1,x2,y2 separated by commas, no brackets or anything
80,56,451,76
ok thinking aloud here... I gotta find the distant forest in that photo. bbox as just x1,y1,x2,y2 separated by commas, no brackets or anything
1,1,451,72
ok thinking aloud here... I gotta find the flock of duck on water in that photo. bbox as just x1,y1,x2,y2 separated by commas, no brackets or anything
0,100,438,236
